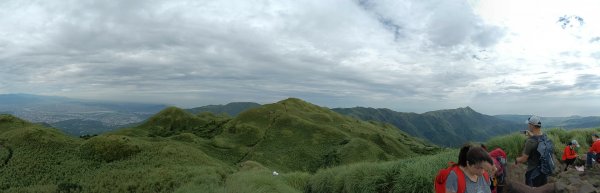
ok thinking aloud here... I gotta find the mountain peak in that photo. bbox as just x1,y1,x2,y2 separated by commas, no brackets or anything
277,98,308,105
187,102,261,116
141,106,197,127
425,106,480,115
155,106,191,116
459,106,476,113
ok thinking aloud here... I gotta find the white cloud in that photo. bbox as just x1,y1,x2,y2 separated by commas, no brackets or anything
1,0,599,116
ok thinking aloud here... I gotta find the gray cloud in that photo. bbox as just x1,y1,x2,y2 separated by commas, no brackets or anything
0,0,598,116
575,74,600,90
425,0,505,48
355,0,505,49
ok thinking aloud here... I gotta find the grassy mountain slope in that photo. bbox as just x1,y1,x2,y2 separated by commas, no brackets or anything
186,102,261,116
0,98,440,192
130,98,439,172
0,114,233,193
3,108,599,193
333,106,522,147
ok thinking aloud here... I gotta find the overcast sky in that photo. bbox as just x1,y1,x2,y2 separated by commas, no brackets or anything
1,0,600,116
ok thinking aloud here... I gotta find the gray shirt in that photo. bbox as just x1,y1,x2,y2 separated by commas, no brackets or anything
445,170,491,193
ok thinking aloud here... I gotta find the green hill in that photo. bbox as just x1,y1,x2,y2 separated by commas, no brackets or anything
332,106,522,147
0,114,233,193
0,98,440,192
130,98,439,172
186,102,261,116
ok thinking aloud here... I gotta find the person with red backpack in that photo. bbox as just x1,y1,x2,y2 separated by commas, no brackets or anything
488,147,507,193
435,144,494,193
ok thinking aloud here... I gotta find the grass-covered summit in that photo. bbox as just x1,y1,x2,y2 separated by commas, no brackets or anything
126,98,439,172
0,98,441,192
205,98,439,172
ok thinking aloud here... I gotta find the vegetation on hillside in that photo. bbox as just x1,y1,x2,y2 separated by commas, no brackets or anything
0,98,441,192
2,98,598,193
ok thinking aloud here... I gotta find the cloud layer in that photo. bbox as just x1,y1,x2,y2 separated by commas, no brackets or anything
1,0,600,116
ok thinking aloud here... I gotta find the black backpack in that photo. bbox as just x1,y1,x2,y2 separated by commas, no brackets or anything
536,134,555,175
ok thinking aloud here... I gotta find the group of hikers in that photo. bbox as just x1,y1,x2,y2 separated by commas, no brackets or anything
435,115,600,193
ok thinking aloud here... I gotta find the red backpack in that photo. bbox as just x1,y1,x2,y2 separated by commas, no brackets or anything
434,162,490,193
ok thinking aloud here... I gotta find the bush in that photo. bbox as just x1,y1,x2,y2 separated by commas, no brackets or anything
170,133,197,142
56,182,82,193
79,135,141,162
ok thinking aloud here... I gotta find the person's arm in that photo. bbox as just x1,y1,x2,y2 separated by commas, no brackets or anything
516,139,534,164
516,154,529,164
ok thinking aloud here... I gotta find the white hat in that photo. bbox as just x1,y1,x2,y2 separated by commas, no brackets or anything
526,115,541,127
571,140,580,147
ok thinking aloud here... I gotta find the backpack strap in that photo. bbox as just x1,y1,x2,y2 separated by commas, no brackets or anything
452,166,466,193
453,167,491,193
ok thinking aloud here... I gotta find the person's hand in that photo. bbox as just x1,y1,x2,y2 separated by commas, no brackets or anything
491,165,498,175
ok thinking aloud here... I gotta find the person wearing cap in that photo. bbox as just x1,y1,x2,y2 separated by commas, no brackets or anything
562,140,579,171
586,134,600,168
514,115,547,187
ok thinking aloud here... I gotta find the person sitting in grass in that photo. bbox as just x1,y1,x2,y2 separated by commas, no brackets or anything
586,134,600,168
562,140,579,171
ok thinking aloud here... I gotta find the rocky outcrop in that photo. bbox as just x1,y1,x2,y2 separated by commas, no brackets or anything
552,168,600,193
504,159,600,193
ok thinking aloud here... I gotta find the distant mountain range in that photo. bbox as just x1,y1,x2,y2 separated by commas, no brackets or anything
2,93,599,147
332,107,523,147
185,102,261,116
494,114,600,129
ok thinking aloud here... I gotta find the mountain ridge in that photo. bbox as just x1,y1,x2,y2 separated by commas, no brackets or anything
116,98,439,172
332,106,522,147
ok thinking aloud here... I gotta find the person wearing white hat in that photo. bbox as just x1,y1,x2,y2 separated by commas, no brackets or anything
562,140,579,171
515,115,549,187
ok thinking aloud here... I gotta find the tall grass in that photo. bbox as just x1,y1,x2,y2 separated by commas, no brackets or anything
307,149,457,193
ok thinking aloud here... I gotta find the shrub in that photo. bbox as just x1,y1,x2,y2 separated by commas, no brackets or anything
79,135,141,162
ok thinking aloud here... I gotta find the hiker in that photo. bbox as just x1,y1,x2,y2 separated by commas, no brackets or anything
445,145,494,193
562,140,579,171
586,133,600,168
514,115,553,187
488,147,507,193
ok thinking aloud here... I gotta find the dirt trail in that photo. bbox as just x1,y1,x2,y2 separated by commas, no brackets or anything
503,158,600,193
